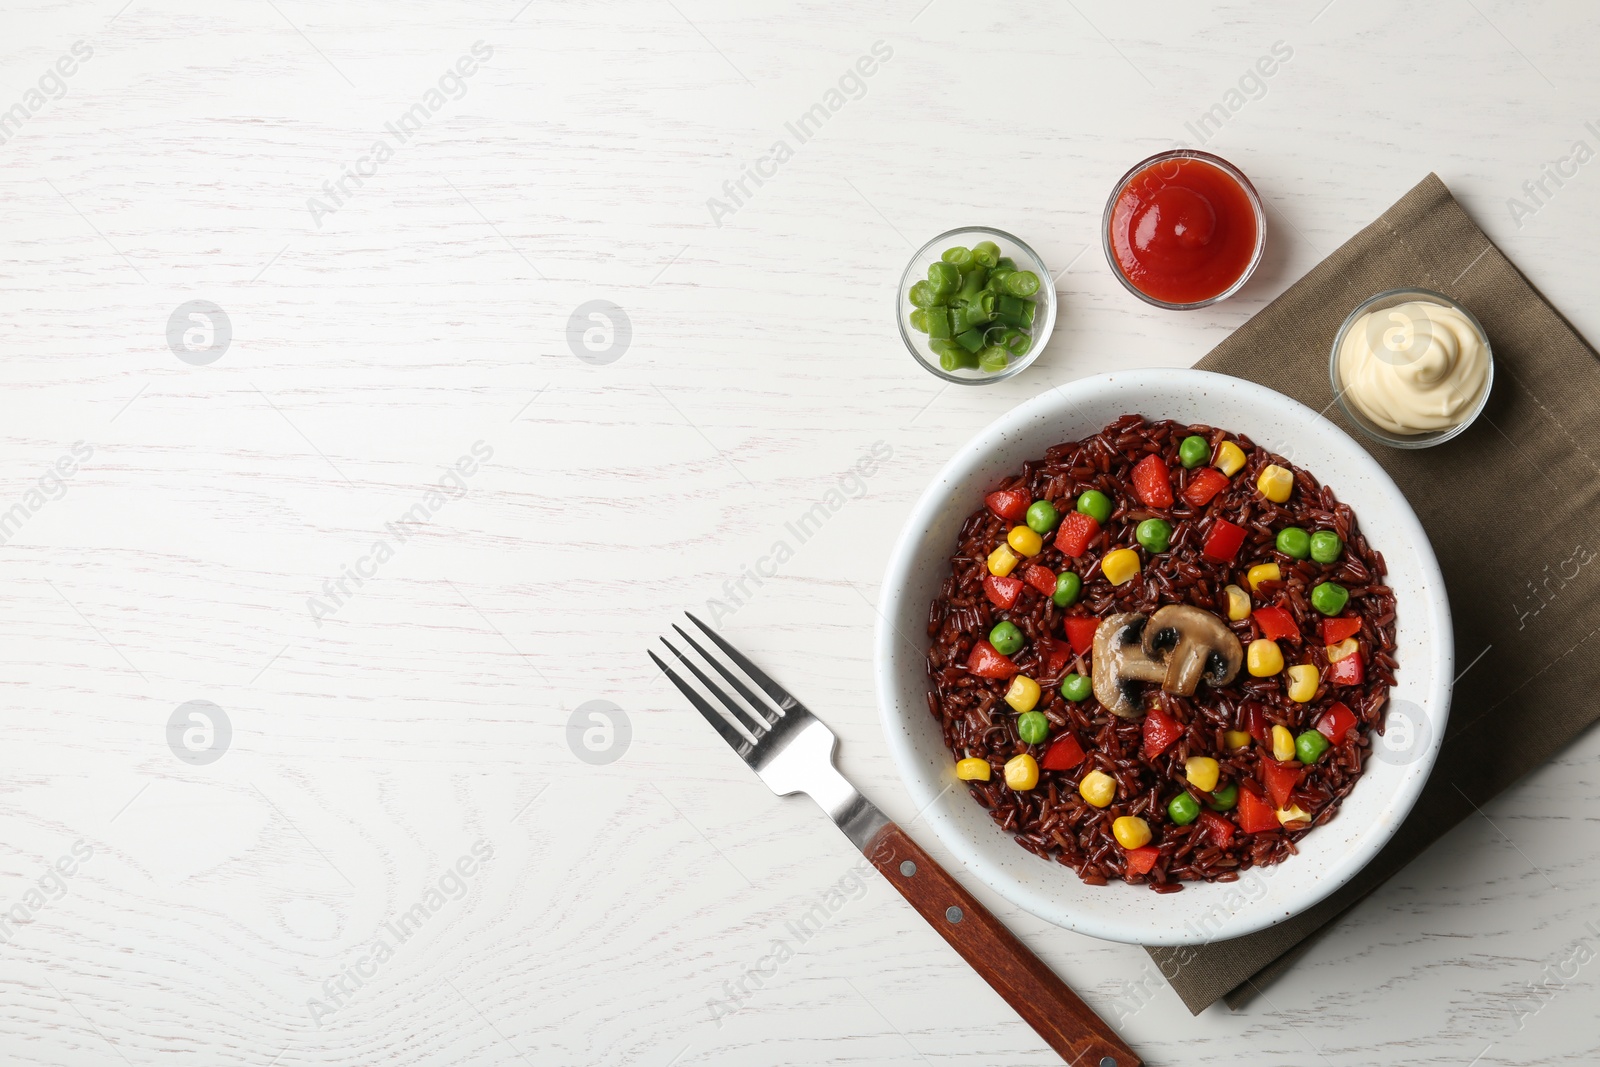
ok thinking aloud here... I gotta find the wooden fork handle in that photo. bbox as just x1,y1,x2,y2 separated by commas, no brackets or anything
865,822,1141,1067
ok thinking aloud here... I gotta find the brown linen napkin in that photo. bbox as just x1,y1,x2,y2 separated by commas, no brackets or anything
1148,173,1600,1013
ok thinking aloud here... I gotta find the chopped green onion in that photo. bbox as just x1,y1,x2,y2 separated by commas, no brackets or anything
956,268,988,303
909,245,1043,377
1005,270,1040,297
955,328,986,354
977,347,1009,373
937,346,978,372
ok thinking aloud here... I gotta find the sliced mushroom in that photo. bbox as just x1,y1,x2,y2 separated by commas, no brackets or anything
1141,605,1243,696
1091,613,1167,719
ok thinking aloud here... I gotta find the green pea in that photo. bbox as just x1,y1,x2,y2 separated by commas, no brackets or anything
1026,500,1060,534
1075,489,1112,524
1295,729,1331,764
1017,711,1049,745
1060,673,1092,702
1053,572,1082,608
988,620,1024,656
1275,527,1311,560
1167,791,1201,825
1310,530,1344,564
1206,782,1239,811
909,280,935,308
1178,435,1210,469
1136,518,1173,554
1310,581,1349,616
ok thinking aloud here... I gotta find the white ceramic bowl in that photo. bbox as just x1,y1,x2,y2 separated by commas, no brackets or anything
875,369,1452,946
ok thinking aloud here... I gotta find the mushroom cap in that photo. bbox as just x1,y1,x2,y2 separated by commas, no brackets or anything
1091,612,1167,719
1141,604,1244,696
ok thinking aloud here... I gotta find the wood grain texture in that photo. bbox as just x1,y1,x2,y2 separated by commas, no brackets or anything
867,822,1140,1067
1,0,1599,1064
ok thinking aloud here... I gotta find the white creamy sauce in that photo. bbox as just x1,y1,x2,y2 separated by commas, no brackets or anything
1337,299,1489,435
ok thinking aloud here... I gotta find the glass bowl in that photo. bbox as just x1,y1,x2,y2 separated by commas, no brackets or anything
1328,287,1494,449
897,226,1056,385
1101,149,1266,311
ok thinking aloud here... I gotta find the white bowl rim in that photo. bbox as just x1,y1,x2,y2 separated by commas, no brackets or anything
874,368,1453,945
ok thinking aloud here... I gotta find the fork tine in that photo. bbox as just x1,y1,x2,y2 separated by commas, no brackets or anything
686,612,803,717
672,624,781,729
661,636,769,739
648,651,755,760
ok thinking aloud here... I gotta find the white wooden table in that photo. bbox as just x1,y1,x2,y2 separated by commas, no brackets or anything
3,1,1596,1063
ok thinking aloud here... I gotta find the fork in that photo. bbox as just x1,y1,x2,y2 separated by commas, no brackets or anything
650,613,1140,1067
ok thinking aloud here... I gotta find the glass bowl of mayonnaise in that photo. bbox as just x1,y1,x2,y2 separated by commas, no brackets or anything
1329,288,1493,449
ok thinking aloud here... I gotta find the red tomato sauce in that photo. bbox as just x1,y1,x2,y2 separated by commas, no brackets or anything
1107,156,1259,306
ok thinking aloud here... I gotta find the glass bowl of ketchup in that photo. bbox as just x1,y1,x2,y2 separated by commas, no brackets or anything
1102,150,1266,310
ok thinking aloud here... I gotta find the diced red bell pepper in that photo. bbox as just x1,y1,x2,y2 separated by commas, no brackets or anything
982,574,1024,610
1125,845,1160,877
1182,467,1231,508
1021,564,1057,597
1132,454,1174,508
1321,616,1362,644
985,488,1031,521
1236,787,1279,834
1315,701,1359,744
1328,650,1365,686
1260,758,1302,810
1040,733,1087,771
1202,518,1247,562
1253,605,1299,643
1054,511,1100,557
1142,705,1184,759
967,640,1018,679
1242,702,1270,744
1197,809,1237,847
1063,615,1101,656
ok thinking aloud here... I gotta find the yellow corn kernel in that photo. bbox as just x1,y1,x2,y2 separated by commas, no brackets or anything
1112,815,1152,850
1326,637,1360,663
1079,769,1116,808
1286,664,1320,703
1214,440,1246,476
1277,804,1311,828
1271,723,1296,761
1184,756,1220,793
1101,547,1142,586
1007,525,1043,557
1247,562,1281,592
1004,675,1041,713
1224,729,1253,750
1248,638,1285,677
1224,584,1252,621
956,757,991,782
1257,463,1295,503
1004,753,1040,791
987,543,1019,577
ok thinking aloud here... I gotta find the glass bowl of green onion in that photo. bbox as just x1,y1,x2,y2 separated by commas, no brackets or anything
898,226,1056,385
